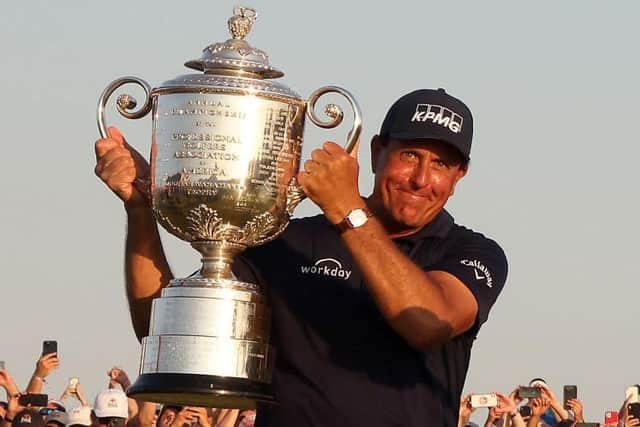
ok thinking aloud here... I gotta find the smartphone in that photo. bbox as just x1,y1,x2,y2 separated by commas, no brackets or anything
605,410,619,425
42,340,57,356
18,394,48,407
470,393,498,408
0,360,5,370
563,385,577,409
628,402,640,420
518,386,541,399
69,377,79,392
626,385,640,403
519,406,532,417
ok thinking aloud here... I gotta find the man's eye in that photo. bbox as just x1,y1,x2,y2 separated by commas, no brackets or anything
433,159,449,168
400,151,419,160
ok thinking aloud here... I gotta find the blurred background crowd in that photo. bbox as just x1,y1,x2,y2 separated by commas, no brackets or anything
0,350,254,427
2,346,640,427
457,379,640,427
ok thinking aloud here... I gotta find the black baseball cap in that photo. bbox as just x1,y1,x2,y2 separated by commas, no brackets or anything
12,409,45,427
379,88,473,160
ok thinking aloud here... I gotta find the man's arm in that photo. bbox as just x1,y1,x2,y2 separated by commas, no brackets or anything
26,353,59,394
94,127,172,340
298,142,480,349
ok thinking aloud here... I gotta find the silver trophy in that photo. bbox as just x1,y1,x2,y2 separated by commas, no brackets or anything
97,7,361,408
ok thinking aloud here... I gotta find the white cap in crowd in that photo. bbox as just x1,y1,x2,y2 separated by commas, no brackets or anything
45,411,66,426
93,389,128,419
65,406,91,427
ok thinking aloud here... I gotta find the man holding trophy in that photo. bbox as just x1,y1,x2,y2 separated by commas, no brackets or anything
95,86,507,427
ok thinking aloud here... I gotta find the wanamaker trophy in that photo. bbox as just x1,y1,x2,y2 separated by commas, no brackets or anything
96,7,362,408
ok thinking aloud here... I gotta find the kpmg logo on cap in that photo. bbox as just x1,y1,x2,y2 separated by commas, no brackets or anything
411,104,463,134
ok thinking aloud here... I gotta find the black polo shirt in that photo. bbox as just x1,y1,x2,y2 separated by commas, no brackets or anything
233,210,507,427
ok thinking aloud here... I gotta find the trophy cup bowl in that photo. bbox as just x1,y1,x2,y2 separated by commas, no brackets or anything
97,7,361,408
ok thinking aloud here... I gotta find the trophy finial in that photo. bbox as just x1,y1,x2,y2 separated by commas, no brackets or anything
228,6,257,40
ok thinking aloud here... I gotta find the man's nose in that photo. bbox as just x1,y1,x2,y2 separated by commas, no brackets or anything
410,160,431,188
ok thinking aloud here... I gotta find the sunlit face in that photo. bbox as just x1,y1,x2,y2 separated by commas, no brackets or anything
158,409,178,427
369,137,467,237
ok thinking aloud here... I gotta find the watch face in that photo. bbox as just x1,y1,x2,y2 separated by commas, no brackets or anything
348,209,369,227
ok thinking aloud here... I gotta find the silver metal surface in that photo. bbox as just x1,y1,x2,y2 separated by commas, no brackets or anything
97,76,152,139
150,91,305,247
149,287,270,340
140,335,272,382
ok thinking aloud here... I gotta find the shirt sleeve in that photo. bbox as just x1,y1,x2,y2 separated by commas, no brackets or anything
427,234,508,329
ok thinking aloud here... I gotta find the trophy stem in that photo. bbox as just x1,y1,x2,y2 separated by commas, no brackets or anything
191,241,247,280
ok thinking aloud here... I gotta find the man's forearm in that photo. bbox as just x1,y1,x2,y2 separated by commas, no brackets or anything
125,205,173,341
339,216,477,350
26,374,44,394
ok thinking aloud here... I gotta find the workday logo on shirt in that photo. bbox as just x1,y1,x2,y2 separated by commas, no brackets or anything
300,258,352,280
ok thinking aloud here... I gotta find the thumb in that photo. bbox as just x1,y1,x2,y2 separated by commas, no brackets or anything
107,127,126,146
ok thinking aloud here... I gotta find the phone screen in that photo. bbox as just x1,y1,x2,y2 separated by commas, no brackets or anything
564,385,577,409
42,340,58,356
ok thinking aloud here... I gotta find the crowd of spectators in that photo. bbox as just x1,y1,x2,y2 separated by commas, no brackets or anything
0,351,255,427
457,379,640,427
3,350,639,427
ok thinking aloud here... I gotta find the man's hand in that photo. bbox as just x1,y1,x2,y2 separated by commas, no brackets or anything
297,141,363,224
6,394,25,422
94,127,150,208
170,407,211,427
0,369,19,396
625,413,640,427
108,367,131,390
35,353,59,379
530,398,551,417
459,394,475,421
496,392,517,414
566,399,584,423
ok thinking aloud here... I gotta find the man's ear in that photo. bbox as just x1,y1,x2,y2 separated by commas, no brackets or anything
449,167,468,196
371,135,383,174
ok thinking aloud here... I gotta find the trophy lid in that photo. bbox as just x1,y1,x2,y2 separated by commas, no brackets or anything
184,7,284,79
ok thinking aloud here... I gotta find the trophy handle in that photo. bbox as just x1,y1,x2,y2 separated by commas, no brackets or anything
97,76,153,138
305,85,363,154
285,86,363,215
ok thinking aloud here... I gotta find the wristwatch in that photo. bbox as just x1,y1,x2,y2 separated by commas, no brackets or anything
335,207,374,232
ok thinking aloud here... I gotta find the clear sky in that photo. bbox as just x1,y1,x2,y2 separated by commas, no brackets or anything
1,1,639,424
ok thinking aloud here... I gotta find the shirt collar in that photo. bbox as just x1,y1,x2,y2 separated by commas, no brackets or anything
393,209,454,243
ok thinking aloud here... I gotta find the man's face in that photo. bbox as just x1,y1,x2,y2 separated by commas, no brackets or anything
158,408,178,427
370,138,467,236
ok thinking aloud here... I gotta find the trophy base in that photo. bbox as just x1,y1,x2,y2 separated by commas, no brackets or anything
127,372,276,409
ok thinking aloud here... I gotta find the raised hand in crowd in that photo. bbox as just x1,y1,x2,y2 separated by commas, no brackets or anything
26,353,59,394
495,392,526,427
484,404,504,427
566,398,584,423
169,407,212,427
0,369,19,398
458,395,475,427
536,382,570,422
528,397,551,427
625,412,640,427
1,393,26,427
59,379,88,406
108,367,132,391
